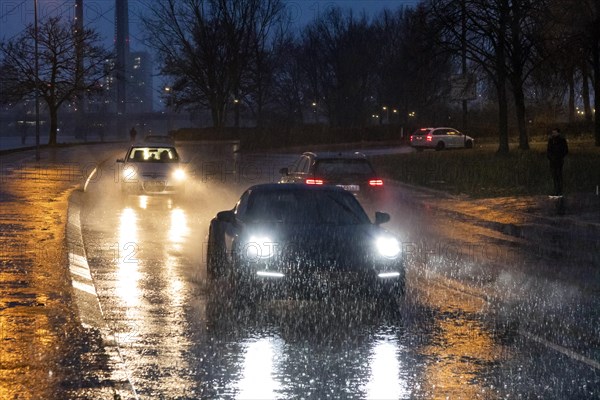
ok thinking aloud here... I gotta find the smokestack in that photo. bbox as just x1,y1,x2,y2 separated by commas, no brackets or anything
115,0,129,115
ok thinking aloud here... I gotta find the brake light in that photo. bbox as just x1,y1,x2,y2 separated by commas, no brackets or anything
369,179,384,186
305,178,324,185
410,135,414,141
426,134,432,142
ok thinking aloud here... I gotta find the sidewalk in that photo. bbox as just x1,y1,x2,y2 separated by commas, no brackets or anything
0,144,134,399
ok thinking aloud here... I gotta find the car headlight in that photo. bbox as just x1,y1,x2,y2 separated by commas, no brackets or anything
123,166,137,181
375,236,401,258
173,168,186,181
241,235,276,262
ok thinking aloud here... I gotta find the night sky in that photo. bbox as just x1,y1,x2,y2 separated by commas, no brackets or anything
0,0,418,108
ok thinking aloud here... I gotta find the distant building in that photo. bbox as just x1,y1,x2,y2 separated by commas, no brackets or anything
128,51,154,113
94,52,154,113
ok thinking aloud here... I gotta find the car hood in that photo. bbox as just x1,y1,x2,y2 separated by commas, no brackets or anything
127,162,181,175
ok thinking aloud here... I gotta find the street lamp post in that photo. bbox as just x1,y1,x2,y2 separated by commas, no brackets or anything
165,87,172,132
34,0,40,160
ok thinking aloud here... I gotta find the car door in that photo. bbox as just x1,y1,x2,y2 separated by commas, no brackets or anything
445,129,458,147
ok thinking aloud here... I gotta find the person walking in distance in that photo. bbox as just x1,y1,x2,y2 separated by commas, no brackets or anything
547,128,568,197
130,126,138,142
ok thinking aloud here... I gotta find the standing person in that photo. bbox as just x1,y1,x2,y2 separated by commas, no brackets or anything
547,128,568,197
129,126,138,142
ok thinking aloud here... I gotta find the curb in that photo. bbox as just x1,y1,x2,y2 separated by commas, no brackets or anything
67,189,139,399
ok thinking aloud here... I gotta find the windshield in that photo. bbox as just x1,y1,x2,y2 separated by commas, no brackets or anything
244,190,370,225
314,159,374,176
127,147,180,162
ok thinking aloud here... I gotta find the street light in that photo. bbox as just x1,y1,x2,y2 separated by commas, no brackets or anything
164,87,173,131
233,98,240,128
34,0,40,160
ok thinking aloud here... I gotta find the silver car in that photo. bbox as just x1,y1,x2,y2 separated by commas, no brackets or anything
410,127,474,151
117,145,187,194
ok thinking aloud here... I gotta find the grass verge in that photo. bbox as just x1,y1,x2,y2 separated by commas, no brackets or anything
371,139,600,198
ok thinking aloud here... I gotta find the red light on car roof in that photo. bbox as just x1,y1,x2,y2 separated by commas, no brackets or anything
306,178,324,185
369,179,384,186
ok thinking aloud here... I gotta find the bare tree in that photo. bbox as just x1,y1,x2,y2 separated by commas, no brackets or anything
432,0,511,153
373,5,451,127
0,17,110,145
143,0,285,129
300,8,379,128
550,0,600,145
431,0,551,152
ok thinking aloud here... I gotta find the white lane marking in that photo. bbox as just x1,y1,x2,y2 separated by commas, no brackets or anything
72,279,98,296
519,330,600,371
70,263,93,281
83,166,98,192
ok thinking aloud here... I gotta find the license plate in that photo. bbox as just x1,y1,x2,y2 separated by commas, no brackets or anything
143,181,166,191
337,184,360,192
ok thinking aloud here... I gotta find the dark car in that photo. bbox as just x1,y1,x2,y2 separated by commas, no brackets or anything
279,152,384,204
206,183,405,303
117,145,187,195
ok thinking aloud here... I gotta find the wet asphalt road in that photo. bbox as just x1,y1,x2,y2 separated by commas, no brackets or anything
80,142,600,399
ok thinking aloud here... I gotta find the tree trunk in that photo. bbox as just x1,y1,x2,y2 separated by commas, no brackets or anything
211,100,227,129
48,106,58,146
593,36,600,146
497,80,510,154
514,82,529,150
496,0,510,154
581,62,593,124
568,69,576,124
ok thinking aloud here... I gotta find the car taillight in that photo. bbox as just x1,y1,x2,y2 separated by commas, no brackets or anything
410,135,414,141
305,178,324,185
369,179,384,186
426,134,432,142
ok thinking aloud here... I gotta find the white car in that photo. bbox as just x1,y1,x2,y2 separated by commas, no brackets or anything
410,127,474,151
117,145,187,194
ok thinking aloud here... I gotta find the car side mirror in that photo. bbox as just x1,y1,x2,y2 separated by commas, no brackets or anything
374,211,390,225
116,158,124,163
217,210,236,223
279,167,289,176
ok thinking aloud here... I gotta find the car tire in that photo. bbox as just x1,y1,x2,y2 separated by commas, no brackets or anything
465,139,473,149
435,141,445,151
206,224,228,281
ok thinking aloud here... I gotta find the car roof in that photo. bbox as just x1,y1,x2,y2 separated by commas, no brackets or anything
247,183,347,193
129,144,176,149
417,127,460,131
301,151,367,160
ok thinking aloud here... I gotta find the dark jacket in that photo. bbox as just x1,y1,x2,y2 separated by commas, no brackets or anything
547,134,568,165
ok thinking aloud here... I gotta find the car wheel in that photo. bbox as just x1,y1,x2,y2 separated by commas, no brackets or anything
465,139,473,149
435,141,445,151
206,225,228,281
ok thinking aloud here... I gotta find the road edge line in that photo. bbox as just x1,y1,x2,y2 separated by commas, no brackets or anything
67,189,139,399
